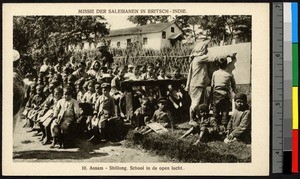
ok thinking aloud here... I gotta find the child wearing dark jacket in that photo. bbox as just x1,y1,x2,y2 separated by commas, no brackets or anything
224,93,251,144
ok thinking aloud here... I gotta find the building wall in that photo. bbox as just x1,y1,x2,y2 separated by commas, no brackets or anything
70,24,183,50
141,32,162,50
160,24,183,48
107,24,183,50
109,34,137,49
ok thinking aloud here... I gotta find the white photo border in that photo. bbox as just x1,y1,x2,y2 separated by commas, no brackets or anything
2,3,269,176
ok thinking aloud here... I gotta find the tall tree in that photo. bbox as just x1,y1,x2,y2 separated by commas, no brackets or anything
127,15,170,26
175,16,204,42
13,16,109,65
175,15,251,45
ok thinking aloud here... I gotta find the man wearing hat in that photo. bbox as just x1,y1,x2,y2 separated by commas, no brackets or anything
13,49,25,79
13,49,26,130
185,40,211,123
225,93,251,144
13,49,20,68
96,42,114,68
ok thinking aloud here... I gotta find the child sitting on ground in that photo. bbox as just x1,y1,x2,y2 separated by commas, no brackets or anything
224,93,251,144
179,104,219,145
140,97,174,135
132,98,152,129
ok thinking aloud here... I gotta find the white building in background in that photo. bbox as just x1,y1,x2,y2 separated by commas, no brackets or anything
106,22,184,50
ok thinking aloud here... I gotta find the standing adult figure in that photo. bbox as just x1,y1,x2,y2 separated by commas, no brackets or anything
13,50,25,131
186,39,211,123
96,42,114,69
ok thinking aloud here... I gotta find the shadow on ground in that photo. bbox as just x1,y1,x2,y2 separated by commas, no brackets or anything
13,139,111,160
13,149,109,160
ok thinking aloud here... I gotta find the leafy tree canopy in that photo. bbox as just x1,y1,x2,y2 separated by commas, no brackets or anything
13,16,109,58
127,15,170,26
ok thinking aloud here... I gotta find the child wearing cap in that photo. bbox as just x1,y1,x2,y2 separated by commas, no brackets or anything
141,97,174,135
179,104,219,145
89,83,116,142
211,57,236,129
224,93,251,144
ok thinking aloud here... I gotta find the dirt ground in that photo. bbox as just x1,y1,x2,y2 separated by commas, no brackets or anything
13,119,172,163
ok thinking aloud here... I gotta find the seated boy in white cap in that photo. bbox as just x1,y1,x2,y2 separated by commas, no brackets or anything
224,93,251,144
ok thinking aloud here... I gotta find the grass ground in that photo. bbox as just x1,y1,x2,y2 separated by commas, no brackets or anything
125,129,251,163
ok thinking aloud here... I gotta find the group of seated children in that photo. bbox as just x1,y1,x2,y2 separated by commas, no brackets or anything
21,55,189,149
21,54,251,149
179,93,251,145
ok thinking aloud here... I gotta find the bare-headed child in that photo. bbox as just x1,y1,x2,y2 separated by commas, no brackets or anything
132,98,152,130
180,104,219,145
211,57,236,131
224,93,251,144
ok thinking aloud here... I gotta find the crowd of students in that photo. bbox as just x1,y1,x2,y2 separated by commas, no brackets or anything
17,42,251,149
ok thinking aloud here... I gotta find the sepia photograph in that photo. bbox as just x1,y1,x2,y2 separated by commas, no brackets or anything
3,3,269,176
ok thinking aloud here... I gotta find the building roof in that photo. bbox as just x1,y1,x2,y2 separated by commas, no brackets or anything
169,33,182,40
108,22,182,37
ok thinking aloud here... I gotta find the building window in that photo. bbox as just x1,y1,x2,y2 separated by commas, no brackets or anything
143,37,148,45
162,31,166,39
127,39,131,47
171,27,175,33
117,42,120,48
